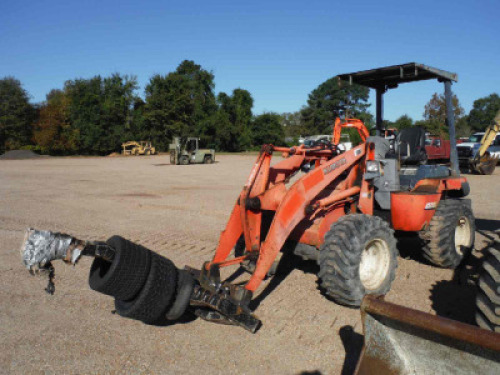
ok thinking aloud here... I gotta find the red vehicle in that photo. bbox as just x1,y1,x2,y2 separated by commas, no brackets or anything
425,134,451,162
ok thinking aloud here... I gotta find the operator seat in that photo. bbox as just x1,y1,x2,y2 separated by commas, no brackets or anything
394,126,427,165
393,127,450,190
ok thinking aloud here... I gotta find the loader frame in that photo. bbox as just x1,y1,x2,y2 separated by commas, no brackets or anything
186,64,470,331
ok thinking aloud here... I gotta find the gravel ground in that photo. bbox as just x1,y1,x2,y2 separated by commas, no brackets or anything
0,154,498,374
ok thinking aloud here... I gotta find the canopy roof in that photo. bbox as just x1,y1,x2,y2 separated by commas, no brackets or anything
337,63,458,90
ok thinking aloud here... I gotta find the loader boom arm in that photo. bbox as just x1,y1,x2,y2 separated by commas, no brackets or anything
210,141,368,293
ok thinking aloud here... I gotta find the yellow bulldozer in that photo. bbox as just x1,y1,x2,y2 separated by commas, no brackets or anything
121,141,156,156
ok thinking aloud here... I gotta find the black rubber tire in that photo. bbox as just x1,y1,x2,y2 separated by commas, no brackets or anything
203,155,213,164
89,236,151,301
318,214,398,307
114,252,178,324
475,244,500,332
179,156,189,165
165,270,195,320
419,200,475,268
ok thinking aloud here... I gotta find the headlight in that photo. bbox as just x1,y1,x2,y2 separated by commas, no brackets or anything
366,160,380,173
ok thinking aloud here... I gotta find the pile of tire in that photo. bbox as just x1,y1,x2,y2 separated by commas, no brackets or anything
476,243,500,332
88,236,194,324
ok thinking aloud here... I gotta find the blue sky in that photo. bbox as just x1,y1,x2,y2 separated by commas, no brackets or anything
1,0,498,121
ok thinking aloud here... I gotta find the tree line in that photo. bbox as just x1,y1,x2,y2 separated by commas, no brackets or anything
1,60,499,155
283,86,500,141
0,60,284,155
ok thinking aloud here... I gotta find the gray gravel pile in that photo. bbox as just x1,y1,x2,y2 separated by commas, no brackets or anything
0,150,46,160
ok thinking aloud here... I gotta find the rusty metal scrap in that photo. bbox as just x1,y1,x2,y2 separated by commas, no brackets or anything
355,295,500,375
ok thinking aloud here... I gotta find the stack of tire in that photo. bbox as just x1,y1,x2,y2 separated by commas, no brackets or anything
476,242,500,333
88,236,194,324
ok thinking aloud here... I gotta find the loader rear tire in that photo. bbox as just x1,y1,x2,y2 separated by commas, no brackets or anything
114,252,178,324
420,200,475,268
475,244,500,332
89,236,151,301
318,214,398,307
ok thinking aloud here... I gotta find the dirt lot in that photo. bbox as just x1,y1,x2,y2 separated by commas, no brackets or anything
0,154,499,374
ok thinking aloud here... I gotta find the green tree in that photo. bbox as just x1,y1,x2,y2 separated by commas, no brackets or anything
281,110,305,141
124,98,148,141
214,89,254,151
251,112,284,146
455,116,472,138
301,78,372,135
33,89,79,154
393,114,413,130
65,74,138,154
468,93,500,132
144,60,217,150
0,77,35,152
422,92,464,137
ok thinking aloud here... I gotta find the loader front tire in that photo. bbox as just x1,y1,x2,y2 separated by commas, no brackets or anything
114,252,178,324
89,236,151,301
475,244,500,332
420,200,475,268
318,214,398,307
179,156,189,165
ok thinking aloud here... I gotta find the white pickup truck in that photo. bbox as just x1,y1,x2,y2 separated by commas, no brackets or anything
457,132,500,174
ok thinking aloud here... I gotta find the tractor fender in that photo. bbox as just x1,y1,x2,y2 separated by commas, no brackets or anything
391,191,442,232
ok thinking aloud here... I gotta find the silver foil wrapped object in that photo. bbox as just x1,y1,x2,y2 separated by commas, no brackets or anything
21,228,81,272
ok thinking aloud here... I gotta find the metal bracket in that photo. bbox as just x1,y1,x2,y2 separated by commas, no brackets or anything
185,265,261,333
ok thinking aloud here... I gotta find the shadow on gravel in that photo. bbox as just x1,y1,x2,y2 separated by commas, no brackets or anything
148,310,198,327
339,325,364,375
428,245,484,325
249,249,318,311
475,218,500,241
298,371,322,375
394,232,430,265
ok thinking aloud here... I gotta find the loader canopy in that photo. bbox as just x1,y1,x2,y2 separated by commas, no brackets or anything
338,62,461,175
337,62,457,89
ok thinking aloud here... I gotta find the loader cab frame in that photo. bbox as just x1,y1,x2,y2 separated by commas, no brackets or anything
337,62,460,176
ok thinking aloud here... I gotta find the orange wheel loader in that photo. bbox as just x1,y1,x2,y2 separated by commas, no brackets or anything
21,64,475,334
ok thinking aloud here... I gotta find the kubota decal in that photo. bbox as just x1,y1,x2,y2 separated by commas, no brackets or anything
322,158,346,175
424,201,438,210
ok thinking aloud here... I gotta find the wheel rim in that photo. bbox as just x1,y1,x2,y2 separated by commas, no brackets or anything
454,216,471,255
359,239,391,291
